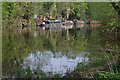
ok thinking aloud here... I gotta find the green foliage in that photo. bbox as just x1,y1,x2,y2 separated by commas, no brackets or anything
2,2,88,22
2,2,33,21
95,72,120,79
70,2,88,19
87,2,119,34
71,32,87,54
2,2,120,79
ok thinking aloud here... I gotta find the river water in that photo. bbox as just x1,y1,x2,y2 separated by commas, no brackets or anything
2,23,119,78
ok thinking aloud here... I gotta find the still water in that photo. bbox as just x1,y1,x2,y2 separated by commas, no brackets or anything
2,23,118,78
22,51,89,76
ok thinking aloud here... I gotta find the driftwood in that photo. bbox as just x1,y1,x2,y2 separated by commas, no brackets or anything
98,49,120,55
97,45,120,55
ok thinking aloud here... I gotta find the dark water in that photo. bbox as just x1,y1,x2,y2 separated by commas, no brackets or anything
2,23,119,78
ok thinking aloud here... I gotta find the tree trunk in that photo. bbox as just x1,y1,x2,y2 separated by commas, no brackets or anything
111,2,120,15
67,7,70,19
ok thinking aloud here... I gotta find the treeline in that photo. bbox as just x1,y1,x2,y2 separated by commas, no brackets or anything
2,2,119,22
2,2,88,21
2,2,120,36
2,2,33,20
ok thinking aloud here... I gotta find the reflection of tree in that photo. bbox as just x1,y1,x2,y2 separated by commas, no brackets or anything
4,24,118,78
32,25,88,56
70,30,88,54
2,29,34,75
23,51,52,71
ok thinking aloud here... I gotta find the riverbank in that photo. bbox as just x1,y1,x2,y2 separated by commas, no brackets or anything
63,52,120,79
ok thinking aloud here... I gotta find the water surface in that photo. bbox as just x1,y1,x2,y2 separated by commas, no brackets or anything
2,23,119,78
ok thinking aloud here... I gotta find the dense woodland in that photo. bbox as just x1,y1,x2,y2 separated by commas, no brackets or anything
2,2,120,35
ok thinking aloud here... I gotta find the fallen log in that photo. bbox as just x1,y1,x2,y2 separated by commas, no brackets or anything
97,49,120,55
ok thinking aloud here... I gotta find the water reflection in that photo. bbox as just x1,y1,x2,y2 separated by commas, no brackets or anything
45,24,63,31
3,23,111,78
62,24,73,30
33,24,73,41
90,24,102,28
76,23,102,29
76,23,84,29
22,51,89,76
23,23,101,39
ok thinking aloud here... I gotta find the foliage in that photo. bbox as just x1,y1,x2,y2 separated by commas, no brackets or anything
95,72,120,79
2,2,120,79
2,2,88,23
2,2,33,20
87,2,120,38
70,2,88,20
94,62,120,79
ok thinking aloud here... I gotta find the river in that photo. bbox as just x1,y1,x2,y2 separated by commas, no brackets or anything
2,23,119,78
